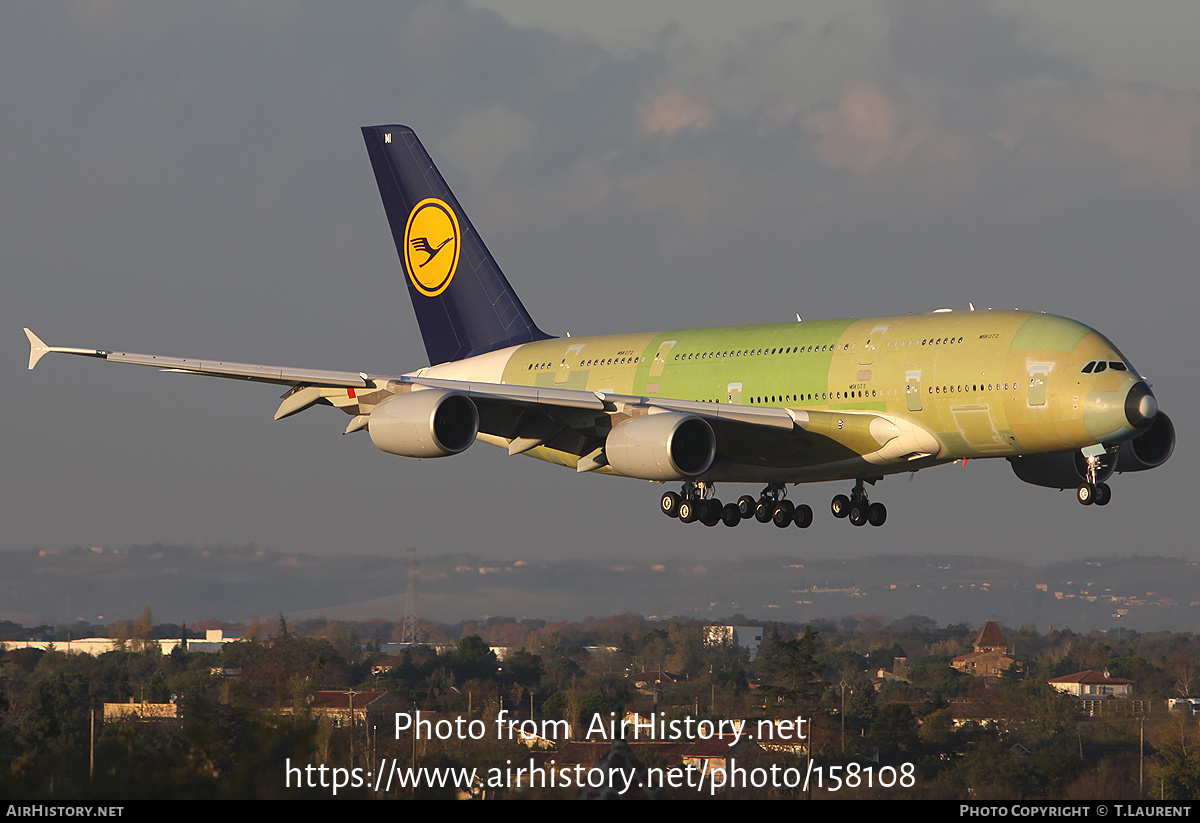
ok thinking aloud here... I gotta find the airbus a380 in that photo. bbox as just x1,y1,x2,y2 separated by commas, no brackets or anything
25,125,1175,530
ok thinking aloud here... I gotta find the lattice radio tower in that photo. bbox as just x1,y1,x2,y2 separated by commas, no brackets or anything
401,546,418,643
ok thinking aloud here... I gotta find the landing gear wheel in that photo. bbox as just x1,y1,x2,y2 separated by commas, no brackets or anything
755,501,774,523
722,503,742,527
1095,483,1112,506
792,504,813,528
737,496,757,519
772,507,793,528
661,491,681,518
1077,484,1096,506
867,502,887,527
848,503,868,526
700,499,723,527
831,494,851,519
679,500,699,523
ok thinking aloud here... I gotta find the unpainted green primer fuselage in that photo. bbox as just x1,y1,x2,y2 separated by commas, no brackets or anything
438,309,1146,483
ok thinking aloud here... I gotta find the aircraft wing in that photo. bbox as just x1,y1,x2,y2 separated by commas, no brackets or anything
403,374,797,428
25,328,372,388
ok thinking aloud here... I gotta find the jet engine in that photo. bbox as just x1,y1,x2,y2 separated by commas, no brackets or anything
1116,410,1174,472
605,413,716,481
1008,450,1116,490
368,389,478,458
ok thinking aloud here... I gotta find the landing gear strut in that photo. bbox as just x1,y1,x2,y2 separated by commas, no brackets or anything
1077,452,1112,507
750,484,813,529
831,479,887,527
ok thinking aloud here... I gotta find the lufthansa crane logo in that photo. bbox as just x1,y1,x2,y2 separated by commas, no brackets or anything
403,198,460,297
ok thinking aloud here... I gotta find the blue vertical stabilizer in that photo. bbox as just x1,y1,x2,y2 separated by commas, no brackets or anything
362,124,553,365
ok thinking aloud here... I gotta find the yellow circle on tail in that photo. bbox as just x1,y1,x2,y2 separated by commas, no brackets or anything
403,198,460,297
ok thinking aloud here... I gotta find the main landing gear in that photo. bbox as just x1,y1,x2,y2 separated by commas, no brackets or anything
660,481,814,529
660,480,891,528
1077,453,1112,507
830,479,887,527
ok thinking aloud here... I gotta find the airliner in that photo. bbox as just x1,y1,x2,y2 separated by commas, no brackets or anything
25,125,1174,529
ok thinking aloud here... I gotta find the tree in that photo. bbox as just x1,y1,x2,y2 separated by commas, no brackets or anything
502,650,543,689
1151,718,1200,800
998,679,1076,738
757,626,823,708
132,606,154,653
873,702,918,751
446,636,498,683
918,706,955,746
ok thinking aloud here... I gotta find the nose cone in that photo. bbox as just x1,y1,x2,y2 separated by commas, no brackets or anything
1125,381,1158,428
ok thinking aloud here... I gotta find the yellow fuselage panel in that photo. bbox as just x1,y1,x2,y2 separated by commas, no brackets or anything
496,310,1141,468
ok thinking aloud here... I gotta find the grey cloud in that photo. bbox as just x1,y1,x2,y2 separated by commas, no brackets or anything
888,0,1078,90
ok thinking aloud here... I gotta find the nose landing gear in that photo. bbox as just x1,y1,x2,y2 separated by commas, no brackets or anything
1077,452,1113,506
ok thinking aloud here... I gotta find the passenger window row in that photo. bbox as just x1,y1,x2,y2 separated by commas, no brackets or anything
674,344,833,361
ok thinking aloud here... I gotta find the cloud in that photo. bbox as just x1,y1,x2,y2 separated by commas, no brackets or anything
640,89,714,135
888,0,1072,90
804,81,972,183
995,84,1200,189
443,105,537,184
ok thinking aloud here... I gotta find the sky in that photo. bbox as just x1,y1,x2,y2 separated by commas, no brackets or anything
3,1,1196,578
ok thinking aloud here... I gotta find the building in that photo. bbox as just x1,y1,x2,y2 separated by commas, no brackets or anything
951,621,1020,680
279,690,407,728
103,698,179,724
629,670,681,695
1047,670,1133,698
704,625,764,659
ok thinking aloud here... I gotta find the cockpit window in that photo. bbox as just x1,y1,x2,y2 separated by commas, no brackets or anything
1082,360,1130,374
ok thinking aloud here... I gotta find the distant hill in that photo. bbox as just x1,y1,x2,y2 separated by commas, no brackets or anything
2,544,1197,632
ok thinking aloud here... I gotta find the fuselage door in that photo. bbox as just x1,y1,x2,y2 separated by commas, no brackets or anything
555,345,584,384
727,382,743,405
649,340,676,379
862,326,886,366
906,370,923,412
1028,366,1049,406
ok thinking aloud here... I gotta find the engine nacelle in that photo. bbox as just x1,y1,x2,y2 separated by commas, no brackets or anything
368,389,478,458
605,413,716,480
1116,410,1174,472
1008,450,1116,490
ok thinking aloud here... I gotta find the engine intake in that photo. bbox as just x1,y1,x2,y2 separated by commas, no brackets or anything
605,413,716,480
1116,410,1174,472
368,389,478,458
